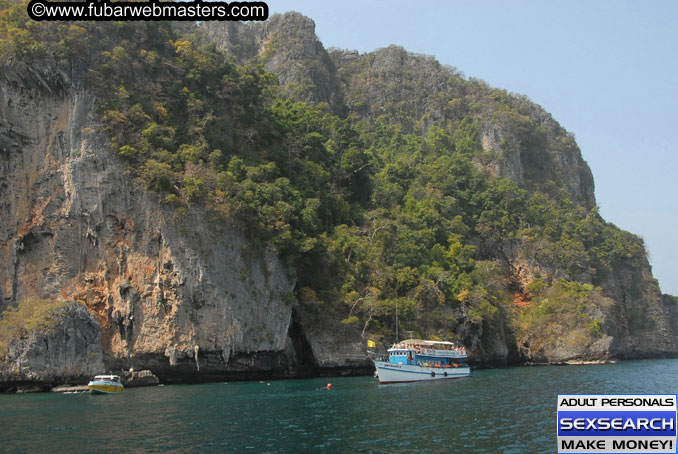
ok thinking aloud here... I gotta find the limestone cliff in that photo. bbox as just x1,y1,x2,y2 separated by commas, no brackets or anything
202,12,339,105
0,58,367,387
0,301,104,392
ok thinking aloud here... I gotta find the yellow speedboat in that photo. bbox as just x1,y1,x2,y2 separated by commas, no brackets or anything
88,375,124,394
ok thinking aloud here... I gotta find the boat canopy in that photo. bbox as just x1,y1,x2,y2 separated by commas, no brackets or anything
93,375,121,382
401,339,456,346
388,339,467,355
388,338,466,351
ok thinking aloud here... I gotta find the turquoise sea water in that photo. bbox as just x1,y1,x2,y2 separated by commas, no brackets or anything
2,359,678,453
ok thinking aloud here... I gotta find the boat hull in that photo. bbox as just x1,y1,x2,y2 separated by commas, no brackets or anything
88,382,124,394
373,360,470,384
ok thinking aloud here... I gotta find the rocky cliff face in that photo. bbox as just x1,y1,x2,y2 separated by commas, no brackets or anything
496,240,678,365
0,58,368,388
605,260,678,359
0,301,104,391
202,12,339,105
478,107,595,211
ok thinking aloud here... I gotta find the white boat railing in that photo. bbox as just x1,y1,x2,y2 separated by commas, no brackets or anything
419,348,466,358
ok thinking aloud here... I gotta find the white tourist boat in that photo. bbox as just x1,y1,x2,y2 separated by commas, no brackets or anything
371,339,471,384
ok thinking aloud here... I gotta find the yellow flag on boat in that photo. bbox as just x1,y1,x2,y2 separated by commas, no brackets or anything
367,340,376,348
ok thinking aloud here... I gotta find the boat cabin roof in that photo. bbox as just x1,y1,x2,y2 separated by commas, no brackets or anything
93,375,121,381
387,338,466,353
401,339,455,346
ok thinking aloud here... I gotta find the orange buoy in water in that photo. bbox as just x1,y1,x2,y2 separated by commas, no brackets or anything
326,383,332,390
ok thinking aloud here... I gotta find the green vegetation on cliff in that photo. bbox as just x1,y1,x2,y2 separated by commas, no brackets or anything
518,280,613,360
0,300,68,361
0,4,653,361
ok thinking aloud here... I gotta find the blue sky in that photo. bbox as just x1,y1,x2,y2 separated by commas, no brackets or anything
267,0,678,295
